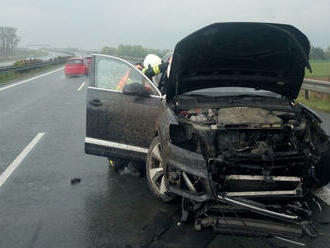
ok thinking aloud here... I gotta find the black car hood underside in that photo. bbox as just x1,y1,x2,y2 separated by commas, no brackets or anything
167,22,311,100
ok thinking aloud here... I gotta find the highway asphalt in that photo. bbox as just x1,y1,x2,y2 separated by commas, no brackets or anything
0,69,330,248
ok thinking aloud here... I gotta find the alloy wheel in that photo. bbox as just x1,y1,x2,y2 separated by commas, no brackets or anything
149,143,167,195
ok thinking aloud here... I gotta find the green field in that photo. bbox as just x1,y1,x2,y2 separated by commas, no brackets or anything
306,60,330,79
296,94,330,113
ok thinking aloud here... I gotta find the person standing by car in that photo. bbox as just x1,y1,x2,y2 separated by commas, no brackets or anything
116,54,171,90
111,54,172,171
139,54,171,79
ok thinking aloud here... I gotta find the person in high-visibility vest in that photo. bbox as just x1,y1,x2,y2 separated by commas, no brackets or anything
111,55,172,171
116,70,130,90
136,54,170,80
116,54,171,90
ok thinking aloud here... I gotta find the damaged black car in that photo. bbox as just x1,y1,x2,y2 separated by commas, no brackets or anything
85,22,330,237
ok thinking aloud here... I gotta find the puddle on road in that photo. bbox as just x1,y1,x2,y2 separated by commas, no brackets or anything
84,163,178,248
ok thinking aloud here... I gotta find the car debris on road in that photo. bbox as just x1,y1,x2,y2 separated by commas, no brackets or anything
70,178,81,185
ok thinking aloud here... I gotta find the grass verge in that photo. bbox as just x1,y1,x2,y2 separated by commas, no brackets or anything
306,60,330,80
296,91,330,113
0,64,64,85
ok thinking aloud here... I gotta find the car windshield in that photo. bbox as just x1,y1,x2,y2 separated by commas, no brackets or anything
184,87,282,98
67,59,83,64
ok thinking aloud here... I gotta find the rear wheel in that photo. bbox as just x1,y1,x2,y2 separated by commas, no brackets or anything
146,136,175,202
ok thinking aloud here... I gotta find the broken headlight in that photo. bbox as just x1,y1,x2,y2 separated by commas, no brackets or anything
169,124,202,153
169,124,191,144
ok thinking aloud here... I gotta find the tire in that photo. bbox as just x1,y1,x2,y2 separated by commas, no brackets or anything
108,158,129,172
65,74,70,78
146,136,175,202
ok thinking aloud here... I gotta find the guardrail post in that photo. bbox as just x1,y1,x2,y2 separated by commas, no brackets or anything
304,89,310,100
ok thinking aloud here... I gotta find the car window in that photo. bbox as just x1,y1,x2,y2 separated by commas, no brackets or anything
153,52,173,86
95,56,160,95
153,72,162,86
66,59,83,64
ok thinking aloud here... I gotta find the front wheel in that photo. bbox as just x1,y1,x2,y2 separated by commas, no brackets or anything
146,136,175,202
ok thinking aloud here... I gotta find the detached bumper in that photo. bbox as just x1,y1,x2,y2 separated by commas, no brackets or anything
165,143,212,202
166,143,208,178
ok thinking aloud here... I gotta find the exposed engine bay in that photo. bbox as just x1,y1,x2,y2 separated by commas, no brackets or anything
165,104,330,237
153,22,330,240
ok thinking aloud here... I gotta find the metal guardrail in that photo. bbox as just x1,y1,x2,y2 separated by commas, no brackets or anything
302,79,330,94
0,59,67,73
1,58,329,97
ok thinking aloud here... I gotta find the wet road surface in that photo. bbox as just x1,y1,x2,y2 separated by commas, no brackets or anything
0,69,330,248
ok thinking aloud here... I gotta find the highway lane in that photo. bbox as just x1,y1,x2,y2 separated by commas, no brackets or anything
0,70,329,248
0,70,178,248
0,69,73,174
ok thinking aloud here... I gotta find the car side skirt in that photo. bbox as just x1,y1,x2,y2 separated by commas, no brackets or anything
85,137,147,161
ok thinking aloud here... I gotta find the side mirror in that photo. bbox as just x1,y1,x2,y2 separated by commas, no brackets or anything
122,82,150,97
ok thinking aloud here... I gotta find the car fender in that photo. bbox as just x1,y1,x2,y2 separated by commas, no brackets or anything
158,107,179,144
298,103,322,123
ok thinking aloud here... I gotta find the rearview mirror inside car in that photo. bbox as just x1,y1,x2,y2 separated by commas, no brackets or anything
122,82,150,97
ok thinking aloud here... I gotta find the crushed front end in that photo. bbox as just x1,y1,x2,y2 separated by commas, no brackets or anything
162,99,330,237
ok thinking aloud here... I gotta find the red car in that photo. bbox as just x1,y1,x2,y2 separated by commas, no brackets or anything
64,58,87,77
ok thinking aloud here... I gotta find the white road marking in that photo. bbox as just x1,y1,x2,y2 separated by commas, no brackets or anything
273,236,306,246
77,82,85,91
0,132,45,188
0,67,64,93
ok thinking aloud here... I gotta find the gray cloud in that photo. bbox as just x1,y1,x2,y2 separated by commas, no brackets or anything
1,0,329,50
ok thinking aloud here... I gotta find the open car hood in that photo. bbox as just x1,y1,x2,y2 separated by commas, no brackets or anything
167,22,311,100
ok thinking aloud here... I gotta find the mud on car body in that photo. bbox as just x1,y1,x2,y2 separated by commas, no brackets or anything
85,22,330,236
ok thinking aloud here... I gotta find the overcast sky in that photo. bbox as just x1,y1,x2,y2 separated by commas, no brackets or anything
1,0,330,51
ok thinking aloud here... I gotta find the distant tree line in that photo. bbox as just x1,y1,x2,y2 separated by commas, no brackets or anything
101,44,170,59
310,46,330,60
0,26,20,57
101,44,330,61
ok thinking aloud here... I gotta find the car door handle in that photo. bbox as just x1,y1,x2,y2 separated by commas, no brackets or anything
90,99,103,106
